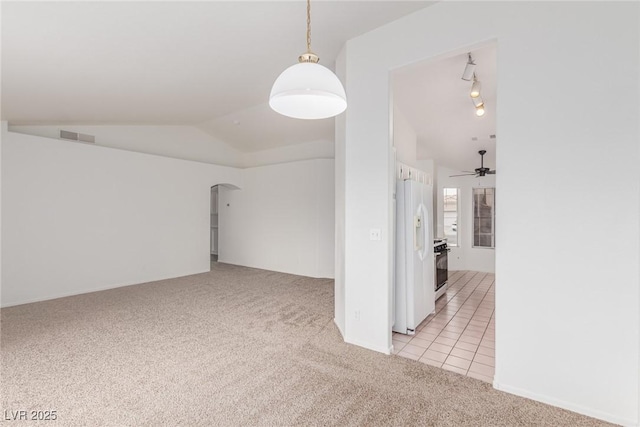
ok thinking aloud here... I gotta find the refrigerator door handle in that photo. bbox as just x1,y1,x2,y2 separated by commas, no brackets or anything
416,203,428,261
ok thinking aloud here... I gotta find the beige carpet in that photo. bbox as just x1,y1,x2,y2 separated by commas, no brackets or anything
2,263,608,426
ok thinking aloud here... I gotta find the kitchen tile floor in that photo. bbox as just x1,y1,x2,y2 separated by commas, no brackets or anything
393,271,495,383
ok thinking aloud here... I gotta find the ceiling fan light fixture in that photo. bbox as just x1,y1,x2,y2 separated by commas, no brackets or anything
269,0,347,120
450,150,495,177
461,53,476,81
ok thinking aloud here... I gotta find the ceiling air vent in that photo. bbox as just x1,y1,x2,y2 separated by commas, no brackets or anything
78,133,95,143
59,130,95,144
59,130,78,141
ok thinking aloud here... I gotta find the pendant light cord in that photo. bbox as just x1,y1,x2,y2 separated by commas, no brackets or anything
297,0,319,63
306,0,312,53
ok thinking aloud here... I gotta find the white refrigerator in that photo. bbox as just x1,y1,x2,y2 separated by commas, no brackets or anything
393,179,435,335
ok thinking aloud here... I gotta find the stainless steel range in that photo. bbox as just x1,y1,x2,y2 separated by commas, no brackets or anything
434,239,449,300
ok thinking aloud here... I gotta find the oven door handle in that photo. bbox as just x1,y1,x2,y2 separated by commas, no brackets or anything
434,252,441,256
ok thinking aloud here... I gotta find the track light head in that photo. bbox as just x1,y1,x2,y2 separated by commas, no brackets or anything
471,95,485,117
470,75,481,98
461,53,476,81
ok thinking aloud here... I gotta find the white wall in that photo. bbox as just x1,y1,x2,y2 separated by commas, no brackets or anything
438,165,495,273
393,107,417,167
338,1,639,424
315,160,336,279
2,128,335,306
0,123,4,306
334,45,347,336
242,139,334,168
1,128,242,307
218,159,334,279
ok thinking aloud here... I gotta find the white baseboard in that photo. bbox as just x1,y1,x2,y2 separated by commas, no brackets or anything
494,380,637,427
333,318,345,338
0,268,210,308
218,258,334,279
344,336,392,355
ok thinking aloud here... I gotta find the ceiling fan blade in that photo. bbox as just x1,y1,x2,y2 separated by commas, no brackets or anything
487,170,496,174
449,173,476,177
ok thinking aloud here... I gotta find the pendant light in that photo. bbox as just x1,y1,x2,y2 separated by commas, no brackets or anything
269,0,347,120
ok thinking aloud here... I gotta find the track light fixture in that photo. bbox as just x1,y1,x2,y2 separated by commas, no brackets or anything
471,95,485,117
461,53,476,81
470,74,481,98
464,53,485,117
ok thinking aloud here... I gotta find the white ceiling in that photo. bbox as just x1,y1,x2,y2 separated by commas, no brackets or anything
392,45,497,172
2,1,434,152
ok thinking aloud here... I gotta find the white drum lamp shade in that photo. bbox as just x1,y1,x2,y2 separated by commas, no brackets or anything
269,62,347,120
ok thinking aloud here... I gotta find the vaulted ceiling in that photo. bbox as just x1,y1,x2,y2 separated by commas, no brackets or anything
3,2,496,171
2,1,434,152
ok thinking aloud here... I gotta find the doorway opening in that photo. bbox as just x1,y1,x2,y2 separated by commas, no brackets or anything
210,185,219,268
390,41,497,383
209,182,241,270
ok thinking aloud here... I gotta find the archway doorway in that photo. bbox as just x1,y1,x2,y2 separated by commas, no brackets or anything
210,183,241,270
210,185,219,265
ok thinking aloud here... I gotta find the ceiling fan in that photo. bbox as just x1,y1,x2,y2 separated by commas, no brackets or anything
450,150,496,177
